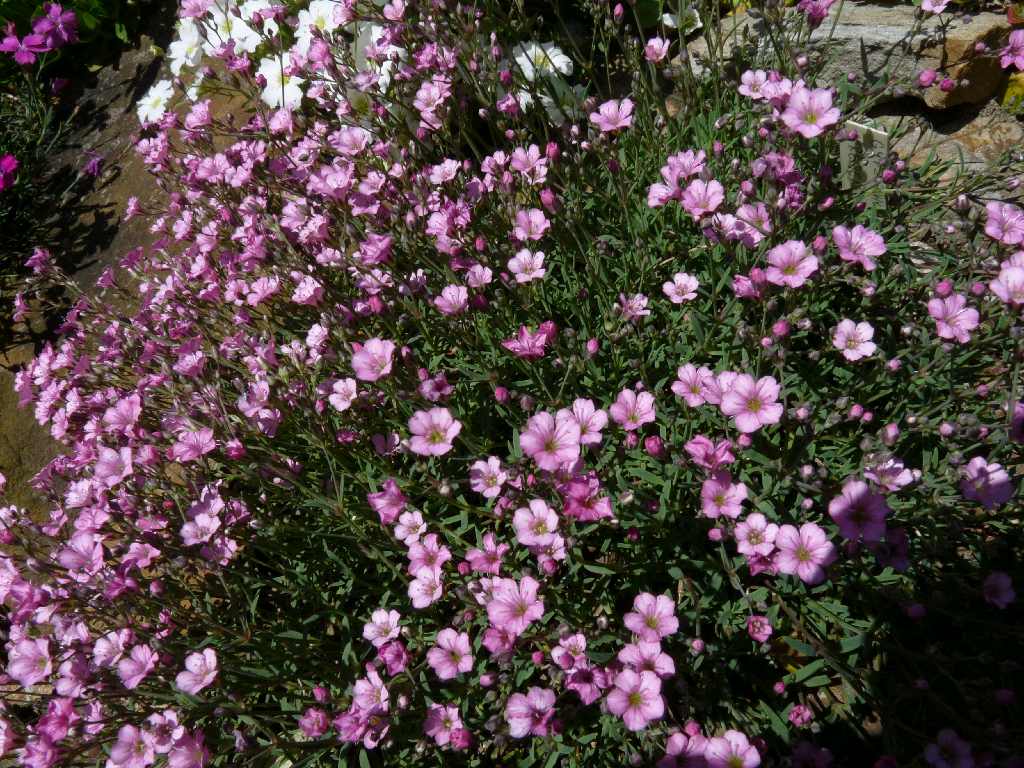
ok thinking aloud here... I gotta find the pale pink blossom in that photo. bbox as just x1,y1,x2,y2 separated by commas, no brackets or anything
663,272,699,303
774,522,836,584
408,408,462,456
570,398,608,445
487,576,544,636
351,338,396,381
927,294,979,344
832,319,877,361
513,499,560,547
681,179,724,220
781,85,840,138
434,285,469,315
832,224,885,271
606,669,664,731
426,628,473,680
609,388,656,431
700,472,748,519
589,98,634,132
520,410,581,470
363,609,402,648
505,687,555,738
720,375,784,433
469,456,507,498
175,649,218,695
765,240,818,288
623,592,678,642
508,249,546,282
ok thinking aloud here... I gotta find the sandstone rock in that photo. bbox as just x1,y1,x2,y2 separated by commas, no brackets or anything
686,3,1010,109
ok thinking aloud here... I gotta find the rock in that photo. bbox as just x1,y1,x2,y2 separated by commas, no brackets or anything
878,101,1024,172
687,3,1010,109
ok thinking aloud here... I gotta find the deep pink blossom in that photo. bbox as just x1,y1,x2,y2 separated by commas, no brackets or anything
624,592,678,642
590,98,634,132
606,669,664,731
505,687,555,738
520,410,581,470
927,294,979,344
426,628,473,680
832,224,885,271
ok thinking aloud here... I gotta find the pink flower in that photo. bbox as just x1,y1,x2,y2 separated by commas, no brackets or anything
368,478,406,525
299,708,330,739
645,37,670,62
832,319,877,361
117,644,158,689
960,456,1013,510
589,98,634,132
706,730,761,768
520,410,581,470
94,446,133,488
552,634,588,670
465,533,509,574
508,249,546,282
363,609,401,647
746,615,773,643
984,202,1024,245
426,628,474,680
434,285,469,315
505,687,555,738
685,435,735,471
175,648,218,695
663,272,699,303
720,374,784,433
351,338,396,381
990,265,1024,305
922,0,950,12
7,637,52,689
423,704,463,747
765,240,818,288
513,499,560,547
927,294,979,344
738,69,768,99
623,592,679,642
512,208,550,242
735,513,779,557
1000,29,1024,71
618,641,675,678
828,479,890,542
672,364,714,407
168,427,216,462
407,533,452,577
700,472,748,519
832,224,885,271
681,179,725,220
469,456,507,498
502,324,554,359
606,669,664,731
180,512,220,547
982,572,1015,609
408,571,442,609
781,85,841,138
329,378,358,412
609,388,656,431
109,725,154,768
487,576,544,636
774,522,836,585
571,398,608,445
408,408,461,456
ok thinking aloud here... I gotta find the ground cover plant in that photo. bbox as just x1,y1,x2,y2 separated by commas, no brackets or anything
1,0,1023,766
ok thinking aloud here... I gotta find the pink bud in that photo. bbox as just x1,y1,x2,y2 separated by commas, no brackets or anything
494,386,509,403
917,68,938,87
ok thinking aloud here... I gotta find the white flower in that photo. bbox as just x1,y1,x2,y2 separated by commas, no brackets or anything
168,19,203,76
257,56,304,110
186,74,205,103
205,5,261,55
512,41,573,82
137,79,174,124
663,8,702,33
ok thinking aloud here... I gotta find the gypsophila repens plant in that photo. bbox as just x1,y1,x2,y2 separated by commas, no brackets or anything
1,0,1023,766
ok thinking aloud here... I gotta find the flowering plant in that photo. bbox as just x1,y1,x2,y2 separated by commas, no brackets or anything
2,1,1023,767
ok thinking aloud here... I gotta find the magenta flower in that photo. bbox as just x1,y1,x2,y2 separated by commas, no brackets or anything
487,576,544,636
832,319,877,361
927,294,979,344
765,240,818,288
982,572,1015,609
407,533,452,577
775,523,836,585
1000,29,1024,71
6,637,52,689
367,478,406,524
705,729,761,768
520,410,581,470
828,479,890,542
923,729,973,768
502,325,554,359
781,85,840,138
984,202,1024,245
505,687,556,738
117,644,158,689
735,513,778,557
94,446,133,488
423,704,463,747
513,499,560,547
746,615,773,643
624,592,679,642
351,338,395,381
175,648,218,695
426,628,474,680
609,388,656,431
0,31,50,66
720,374,784,433
832,224,885,271
408,407,461,456
606,669,664,731
589,98,634,132
168,427,216,462
465,533,509,575
433,285,469,315
700,472,748,519
0,153,18,192
960,456,1014,510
